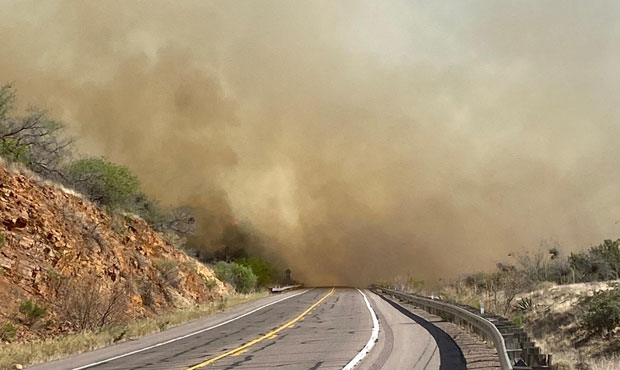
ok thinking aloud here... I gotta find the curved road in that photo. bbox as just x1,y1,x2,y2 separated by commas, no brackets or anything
32,288,465,370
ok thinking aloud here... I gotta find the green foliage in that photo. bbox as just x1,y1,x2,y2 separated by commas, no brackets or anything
590,239,620,276
19,299,47,326
236,256,275,288
66,157,140,210
511,313,524,327
0,322,16,341
569,239,620,282
579,283,620,337
0,233,4,249
212,261,257,294
0,136,29,164
0,267,4,276
0,85,72,179
0,83,16,120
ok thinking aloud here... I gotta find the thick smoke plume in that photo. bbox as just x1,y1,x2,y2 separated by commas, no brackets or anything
1,1,620,285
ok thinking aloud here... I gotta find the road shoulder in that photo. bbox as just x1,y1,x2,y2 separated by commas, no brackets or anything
28,290,308,370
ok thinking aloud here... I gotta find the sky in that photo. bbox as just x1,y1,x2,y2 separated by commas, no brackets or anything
1,1,620,285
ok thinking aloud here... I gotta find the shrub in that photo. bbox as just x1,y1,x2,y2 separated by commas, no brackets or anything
203,277,218,291
579,283,620,338
236,256,275,288
570,251,617,282
516,297,533,312
66,157,140,210
57,275,128,331
0,322,16,341
212,261,257,294
0,233,5,249
19,300,47,326
589,239,620,277
137,279,155,307
155,259,180,288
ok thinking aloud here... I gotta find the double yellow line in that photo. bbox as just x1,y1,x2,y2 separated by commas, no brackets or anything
185,288,335,369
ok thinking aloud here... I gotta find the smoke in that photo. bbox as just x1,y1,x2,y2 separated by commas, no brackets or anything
1,1,620,285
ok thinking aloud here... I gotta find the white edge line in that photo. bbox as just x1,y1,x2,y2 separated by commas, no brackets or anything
342,289,380,370
71,289,310,370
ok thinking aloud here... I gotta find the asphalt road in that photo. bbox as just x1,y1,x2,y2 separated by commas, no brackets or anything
31,288,466,370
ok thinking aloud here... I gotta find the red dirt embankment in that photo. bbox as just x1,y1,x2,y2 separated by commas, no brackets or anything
0,163,227,340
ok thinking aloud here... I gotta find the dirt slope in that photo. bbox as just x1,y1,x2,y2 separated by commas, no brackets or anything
518,281,619,369
0,163,228,340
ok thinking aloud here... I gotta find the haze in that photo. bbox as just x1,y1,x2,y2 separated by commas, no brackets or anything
1,1,619,285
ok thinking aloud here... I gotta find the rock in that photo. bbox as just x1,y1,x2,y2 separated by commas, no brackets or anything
3,216,28,230
15,364,23,369
0,255,12,269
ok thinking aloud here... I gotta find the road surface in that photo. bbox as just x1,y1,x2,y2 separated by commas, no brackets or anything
32,288,465,370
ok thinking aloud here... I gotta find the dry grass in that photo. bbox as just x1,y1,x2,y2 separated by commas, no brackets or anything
552,352,619,370
590,354,620,370
0,291,268,370
436,279,620,370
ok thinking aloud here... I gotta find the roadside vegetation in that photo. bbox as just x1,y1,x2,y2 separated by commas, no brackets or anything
0,83,282,366
0,291,267,369
0,83,279,288
383,239,620,370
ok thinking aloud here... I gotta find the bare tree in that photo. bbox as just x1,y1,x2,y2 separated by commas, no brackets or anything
0,107,73,181
167,206,196,236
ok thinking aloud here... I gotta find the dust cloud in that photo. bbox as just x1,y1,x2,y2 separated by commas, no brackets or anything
1,1,620,285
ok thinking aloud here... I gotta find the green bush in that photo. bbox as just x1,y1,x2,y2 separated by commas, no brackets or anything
590,239,620,276
236,256,275,288
568,239,620,282
66,157,140,210
579,283,620,337
0,233,5,249
0,322,16,341
212,261,257,294
19,299,47,326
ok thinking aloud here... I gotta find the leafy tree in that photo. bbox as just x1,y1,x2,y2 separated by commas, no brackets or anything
237,256,275,287
66,157,140,209
212,261,257,293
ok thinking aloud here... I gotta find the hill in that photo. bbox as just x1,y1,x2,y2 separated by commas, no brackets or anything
0,161,228,343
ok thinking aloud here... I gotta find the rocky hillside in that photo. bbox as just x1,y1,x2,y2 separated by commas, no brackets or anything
0,162,227,341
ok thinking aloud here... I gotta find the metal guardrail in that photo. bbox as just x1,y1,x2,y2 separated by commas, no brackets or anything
270,284,302,293
372,286,552,370
373,286,513,370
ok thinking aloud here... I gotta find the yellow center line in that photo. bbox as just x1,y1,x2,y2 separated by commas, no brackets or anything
185,287,335,370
